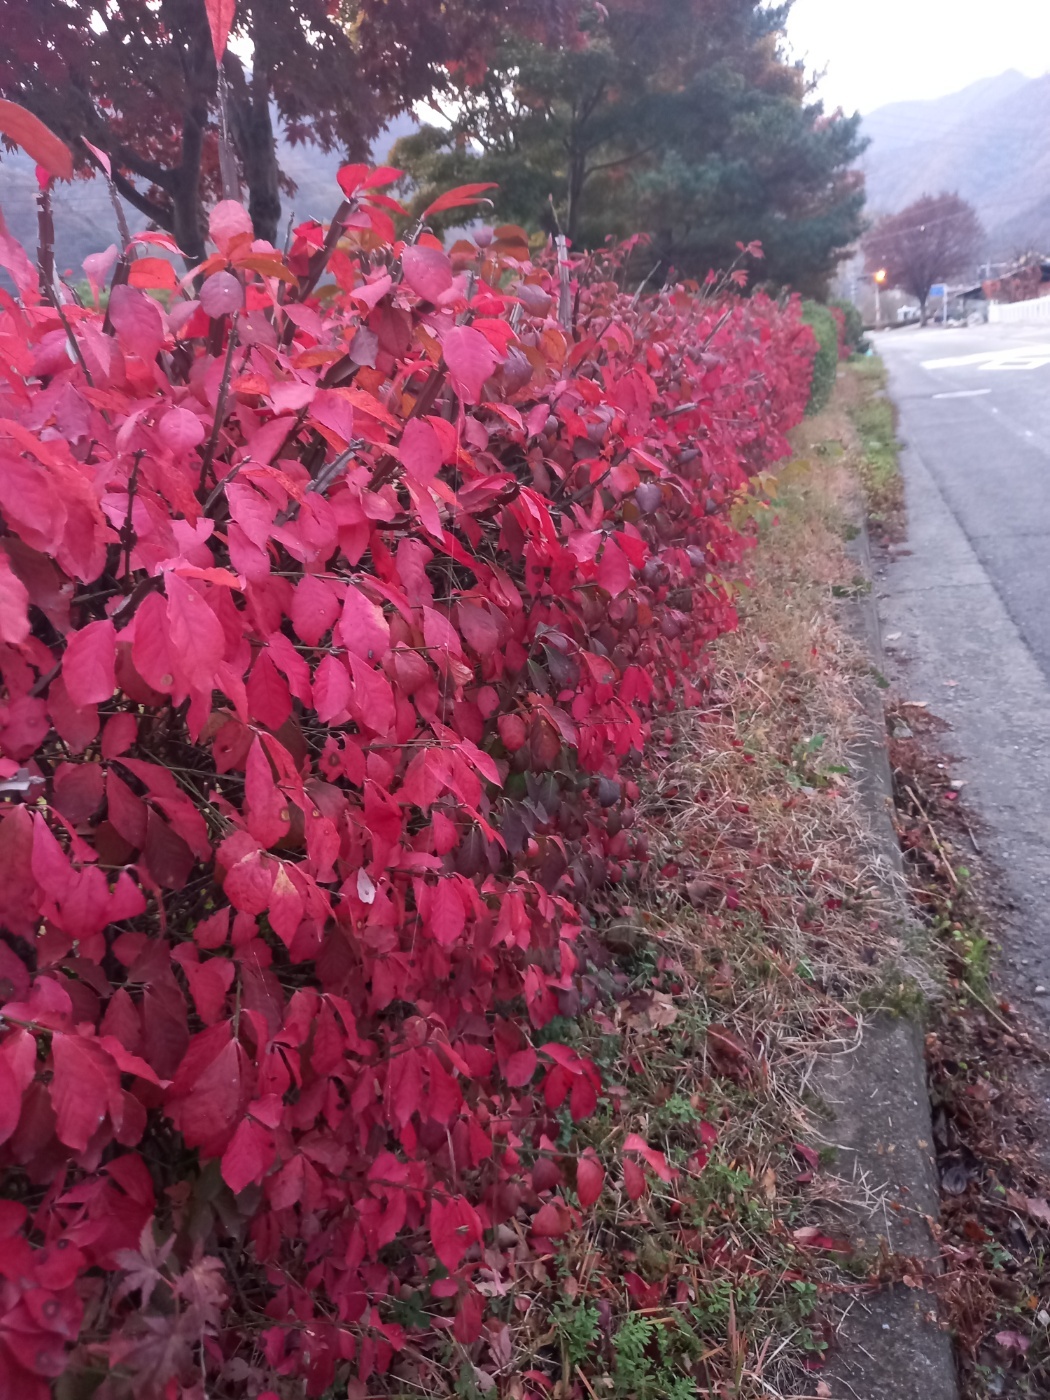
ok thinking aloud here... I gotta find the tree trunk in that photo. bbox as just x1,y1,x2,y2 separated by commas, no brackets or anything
225,59,282,246
918,292,929,326
566,150,587,246
170,105,207,265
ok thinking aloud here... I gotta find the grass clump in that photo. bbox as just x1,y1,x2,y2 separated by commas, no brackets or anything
802,300,840,416
846,358,904,530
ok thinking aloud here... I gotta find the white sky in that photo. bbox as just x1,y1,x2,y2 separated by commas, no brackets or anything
785,0,1050,113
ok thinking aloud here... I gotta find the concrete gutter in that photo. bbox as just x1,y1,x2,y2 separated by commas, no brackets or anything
813,518,958,1400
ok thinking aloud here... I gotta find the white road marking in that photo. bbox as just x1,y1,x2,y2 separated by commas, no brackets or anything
933,389,992,399
923,345,1050,372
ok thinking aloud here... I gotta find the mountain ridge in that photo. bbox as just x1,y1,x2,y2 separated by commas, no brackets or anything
860,70,1050,253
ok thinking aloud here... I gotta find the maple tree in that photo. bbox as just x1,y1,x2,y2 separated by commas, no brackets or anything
0,0,560,261
0,100,816,1397
862,192,984,323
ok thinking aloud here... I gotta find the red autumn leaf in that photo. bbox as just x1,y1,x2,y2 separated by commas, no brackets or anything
62,618,116,706
794,1141,820,1172
193,908,230,950
291,573,340,646
442,325,499,405
430,1194,482,1272
0,1052,21,1146
244,737,291,848
423,183,498,217
268,863,304,947
456,600,501,656
576,1150,604,1208
221,1115,277,1194
246,651,292,731
504,1047,537,1087
107,284,165,362
996,1330,1031,1354
167,1023,245,1148
453,1288,484,1345
338,164,403,198
401,245,454,303
0,551,30,645
128,257,178,291
221,841,275,915
430,879,465,946
531,1200,569,1236
0,99,73,180
312,653,351,723
157,406,206,454
338,584,390,660
398,419,443,483
143,808,195,890
199,269,245,318
205,0,236,63
165,572,225,687
498,714,527,752
209,200,253,256
623,1132,678,1183
176,952,235,1026
596,537,631,597
50,1032,120,1152
623,1157,647,1200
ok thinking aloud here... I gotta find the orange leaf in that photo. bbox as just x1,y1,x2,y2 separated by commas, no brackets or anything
423,183,498,217
0,100,73,181
235,253,297,284
128,257,178,291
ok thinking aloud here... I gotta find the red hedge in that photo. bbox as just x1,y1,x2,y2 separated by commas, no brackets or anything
0,176,815,1398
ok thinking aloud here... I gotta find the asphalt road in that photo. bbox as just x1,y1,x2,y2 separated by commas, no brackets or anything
878,322,1050,672
875,322,1050,1031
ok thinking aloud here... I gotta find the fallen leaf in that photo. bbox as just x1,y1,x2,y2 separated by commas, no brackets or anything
996,1330,1030,1353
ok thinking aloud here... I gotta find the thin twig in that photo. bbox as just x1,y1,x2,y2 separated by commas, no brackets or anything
36,182,56,299
903,782,959,888
197,317,240,496
122,449,145,586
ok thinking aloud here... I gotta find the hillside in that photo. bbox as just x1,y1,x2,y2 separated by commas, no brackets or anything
861,70,1050,253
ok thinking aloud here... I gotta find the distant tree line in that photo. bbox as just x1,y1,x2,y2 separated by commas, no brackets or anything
393,1,866,294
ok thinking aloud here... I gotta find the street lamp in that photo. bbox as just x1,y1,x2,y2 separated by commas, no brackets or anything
873,268,887,329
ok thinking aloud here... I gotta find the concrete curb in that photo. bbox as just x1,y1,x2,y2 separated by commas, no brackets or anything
813,518,959,1400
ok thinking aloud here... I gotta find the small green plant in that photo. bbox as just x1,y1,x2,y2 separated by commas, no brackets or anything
554,1300,601,1368
790,1279,819,1318
802,300,840,415
652,1091,702,1132
612,1313,700,1400
848,363,903,522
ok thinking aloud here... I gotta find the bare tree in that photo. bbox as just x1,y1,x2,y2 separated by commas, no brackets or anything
863,193,985,323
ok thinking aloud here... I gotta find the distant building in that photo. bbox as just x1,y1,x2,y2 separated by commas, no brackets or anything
982,257,1050,304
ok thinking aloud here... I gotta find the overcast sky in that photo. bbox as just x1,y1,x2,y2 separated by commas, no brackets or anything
785,0,1050,114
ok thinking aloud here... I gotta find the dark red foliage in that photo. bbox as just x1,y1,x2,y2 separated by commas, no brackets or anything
0,165,815,1397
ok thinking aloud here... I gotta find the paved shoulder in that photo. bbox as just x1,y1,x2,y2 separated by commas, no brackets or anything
877,326,1050,1016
